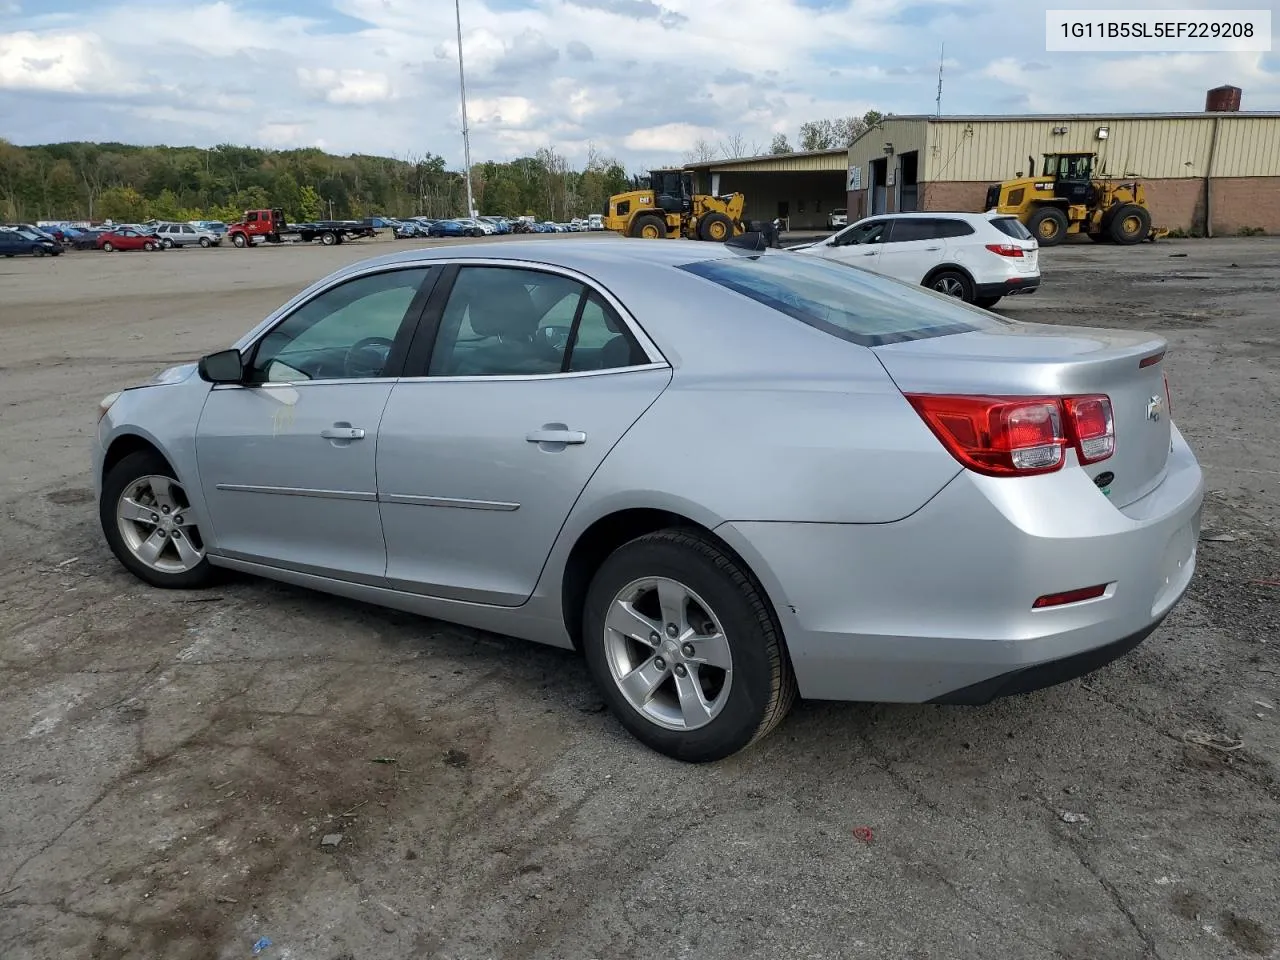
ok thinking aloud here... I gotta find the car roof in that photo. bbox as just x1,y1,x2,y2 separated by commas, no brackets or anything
864,211,1007,221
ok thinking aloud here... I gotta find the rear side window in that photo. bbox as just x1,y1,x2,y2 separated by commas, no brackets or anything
679,254,1006,347
990,217,1034,240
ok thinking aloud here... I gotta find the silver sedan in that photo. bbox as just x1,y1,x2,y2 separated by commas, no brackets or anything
93,237,1204,762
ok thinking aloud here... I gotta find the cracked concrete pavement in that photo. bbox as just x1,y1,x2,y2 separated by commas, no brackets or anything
1,234,1277,959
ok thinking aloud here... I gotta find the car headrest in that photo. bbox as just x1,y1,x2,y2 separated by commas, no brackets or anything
467,281,539,339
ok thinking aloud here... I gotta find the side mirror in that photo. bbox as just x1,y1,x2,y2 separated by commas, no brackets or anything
198,348,245,384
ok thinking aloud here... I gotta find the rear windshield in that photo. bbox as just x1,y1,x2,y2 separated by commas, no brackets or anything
990,216,1034,240
679,253,1006,347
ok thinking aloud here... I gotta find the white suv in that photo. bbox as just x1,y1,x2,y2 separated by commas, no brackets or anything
794,211,1040,308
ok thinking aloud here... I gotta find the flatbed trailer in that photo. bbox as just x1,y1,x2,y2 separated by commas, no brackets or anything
226,208,378,248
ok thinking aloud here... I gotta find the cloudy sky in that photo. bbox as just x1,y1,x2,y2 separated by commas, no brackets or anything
1,0,1276,169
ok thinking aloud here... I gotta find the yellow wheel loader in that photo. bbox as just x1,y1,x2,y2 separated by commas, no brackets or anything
984,153,1167,247
603,169,746,241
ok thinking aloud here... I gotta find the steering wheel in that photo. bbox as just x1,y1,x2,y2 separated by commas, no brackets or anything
343,336,395,378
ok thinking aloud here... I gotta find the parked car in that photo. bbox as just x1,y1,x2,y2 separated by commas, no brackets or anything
96,228,161,252
427,219,482,238
793,211,1040,308
154,222,221,248
71,228,109,250
190,220,228,237
478,216,511,235
94,237,1202,762
0,227,62,257
455,217,495,236
827,208,848,230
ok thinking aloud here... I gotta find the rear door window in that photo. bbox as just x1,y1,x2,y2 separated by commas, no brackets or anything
679,253,1007,347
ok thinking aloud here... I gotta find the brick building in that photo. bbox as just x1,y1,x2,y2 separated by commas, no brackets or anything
846,94,1280,236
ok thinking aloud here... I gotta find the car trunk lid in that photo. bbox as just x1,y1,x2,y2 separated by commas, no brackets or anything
874,321,1171,506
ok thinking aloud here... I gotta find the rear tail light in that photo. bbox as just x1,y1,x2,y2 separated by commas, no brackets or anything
906,394,1114,477
1063,395,1114,463
985,243,1026,257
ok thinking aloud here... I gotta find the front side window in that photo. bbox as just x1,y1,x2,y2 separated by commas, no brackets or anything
248,267,434,383
427,266,646,377
679,253,1007,348
836,220,888,246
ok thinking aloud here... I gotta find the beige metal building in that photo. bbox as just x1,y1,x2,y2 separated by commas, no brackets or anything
686,149,848,230
846,110,1280,235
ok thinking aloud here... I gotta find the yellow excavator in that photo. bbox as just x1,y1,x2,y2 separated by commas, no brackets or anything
603,169,746,241
985,152,1166,246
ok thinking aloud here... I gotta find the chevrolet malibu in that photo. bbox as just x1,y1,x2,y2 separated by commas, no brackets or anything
93,238,1203,762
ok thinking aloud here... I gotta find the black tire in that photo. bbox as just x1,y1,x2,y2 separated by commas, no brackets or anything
697,211,734,242
100,450,217,590
1109,204,1151,245
161,237,174,249
629,213,667,239
102,241,115,252
1027,206,1069,246
32,246,45,258
582,528,797,762
143,241,156,251
926,269,975,302
321,231,337,245
974,295,1002,309
232,233,248,248
199,237,211,248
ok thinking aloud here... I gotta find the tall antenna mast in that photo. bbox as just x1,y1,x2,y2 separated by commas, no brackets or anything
935,43,944,117
454,0,475,218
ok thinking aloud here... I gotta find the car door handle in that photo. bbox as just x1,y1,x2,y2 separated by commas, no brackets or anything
526,427,587,445
862,251,878,256
320,425,366,440
924,246,942,251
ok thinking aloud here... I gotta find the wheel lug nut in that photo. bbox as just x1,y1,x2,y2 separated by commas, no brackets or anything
175,516,183,525
649,632,660,645
666,623,678,637
674,664,688,677
150,514,159,523
681,643,695,657
654,657,666,671
161,505,170,514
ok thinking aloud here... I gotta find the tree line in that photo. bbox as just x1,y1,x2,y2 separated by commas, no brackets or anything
685,111,886,163
0,139,635,225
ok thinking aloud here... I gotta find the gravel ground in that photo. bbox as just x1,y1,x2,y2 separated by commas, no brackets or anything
1,234,1277,960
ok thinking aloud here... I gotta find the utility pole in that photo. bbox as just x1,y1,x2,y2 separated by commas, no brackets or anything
455,0,476,218
935,43,945,117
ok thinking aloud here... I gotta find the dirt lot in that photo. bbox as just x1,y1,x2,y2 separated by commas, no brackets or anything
1,234,1278,960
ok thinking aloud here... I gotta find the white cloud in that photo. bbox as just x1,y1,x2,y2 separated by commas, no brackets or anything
297,67,394,105
0,0,1276,170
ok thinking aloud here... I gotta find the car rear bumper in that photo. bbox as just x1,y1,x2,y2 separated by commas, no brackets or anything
975,276,1040,298
716,423,1203,703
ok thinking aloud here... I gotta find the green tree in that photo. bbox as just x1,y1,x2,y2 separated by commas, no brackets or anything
298,185,322,221
98,185,148,221
769,133,792,154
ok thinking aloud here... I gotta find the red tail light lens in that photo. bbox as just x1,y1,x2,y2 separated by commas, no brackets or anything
985,243,1025,257
906,393,1115,477
1063,395,1114,463
905,395,1065,476
1033,584,1108,608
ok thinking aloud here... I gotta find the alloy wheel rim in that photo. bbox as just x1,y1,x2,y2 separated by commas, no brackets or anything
935,276,964,297
602,576,733,731
116,475,205,573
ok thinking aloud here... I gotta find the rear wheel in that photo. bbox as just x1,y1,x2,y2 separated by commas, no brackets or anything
161,237,174,249
100,450,216,590
698,212,733,242
1109,204,1151,245
102,241,115,252
1027,206,1069,246
321,230,338,245
582,529,796,762
974,295,1002,309
32,246,45,258
927,269,975,302
629,214,667,240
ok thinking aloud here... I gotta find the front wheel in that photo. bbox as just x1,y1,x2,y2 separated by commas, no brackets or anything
582,529,796,762
143,241,156,251
32,246,45,258
100,450,217,590
199,237,211,248
697,211,733,242
232,233,248,248
1109,204,1151,245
